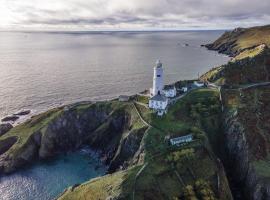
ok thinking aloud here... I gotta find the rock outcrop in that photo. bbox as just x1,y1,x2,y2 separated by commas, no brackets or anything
0,102,147,174
0,123,13,136
1,115,19,122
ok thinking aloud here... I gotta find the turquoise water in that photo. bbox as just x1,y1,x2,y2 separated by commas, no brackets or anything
0,148,106,200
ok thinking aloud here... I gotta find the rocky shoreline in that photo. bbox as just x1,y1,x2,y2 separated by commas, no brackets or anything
203,25,270,57
0,102,146,175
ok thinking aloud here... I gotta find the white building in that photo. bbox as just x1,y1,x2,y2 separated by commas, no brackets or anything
181,87,188,93
194,81,205,87
149,93,168,116
150,60,164,97
118,95,130,102
170,134,193,146
163,85,177,98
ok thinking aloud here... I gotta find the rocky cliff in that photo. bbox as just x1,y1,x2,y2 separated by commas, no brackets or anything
201,25,270,199
201,45,270,86
222,85,270,200
204,24,270,57
0,101,147,174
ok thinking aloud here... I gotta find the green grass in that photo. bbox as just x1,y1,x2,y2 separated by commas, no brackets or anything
58,88,232,200
253,159,270,179
59,166,140,200
0,100,143,159
233,44,266,61
210,24,270,55
236,26,270,50
0,107,64,156
128,88,227,199
136,95,149,104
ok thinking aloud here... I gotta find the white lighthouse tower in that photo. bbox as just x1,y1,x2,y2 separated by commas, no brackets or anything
151,60,164,97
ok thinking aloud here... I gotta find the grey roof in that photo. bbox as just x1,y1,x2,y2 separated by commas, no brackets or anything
119,95,129,99
164,85,175,90
150,94,168,102
170,134,193,142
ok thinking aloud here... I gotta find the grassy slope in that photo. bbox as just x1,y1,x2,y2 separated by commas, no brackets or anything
232,44,266,61
204,24,270,184
58,167,139,200
0,100,145,164
201,46,270,86
207,24,270,55
235,25,270,50
60,88,232,200
1,89,232,199
202,25,270,85
0,107,64,157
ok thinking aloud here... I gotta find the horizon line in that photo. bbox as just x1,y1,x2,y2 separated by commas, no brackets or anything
0,28,230,34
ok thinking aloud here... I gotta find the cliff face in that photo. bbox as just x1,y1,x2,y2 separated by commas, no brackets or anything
222,85,270,200
201,46,270,86
0,102,147,174
204,25,270,57
201,25,270,199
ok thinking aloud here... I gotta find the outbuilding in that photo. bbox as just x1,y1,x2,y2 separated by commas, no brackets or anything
193,81,205,87
163,85,177,98
169,134,193,146
118,95,130,102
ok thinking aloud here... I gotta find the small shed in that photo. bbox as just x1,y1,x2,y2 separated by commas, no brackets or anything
170,134,193,146
118,95,130,102
193,81,205,87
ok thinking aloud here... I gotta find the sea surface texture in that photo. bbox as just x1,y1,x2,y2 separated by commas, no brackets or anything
0,31,229,120
0,148,106,200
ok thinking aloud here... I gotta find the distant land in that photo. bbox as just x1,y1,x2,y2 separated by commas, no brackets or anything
204,24,270,57
0,24,270,200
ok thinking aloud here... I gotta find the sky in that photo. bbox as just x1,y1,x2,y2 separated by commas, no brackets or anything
0,0,270,31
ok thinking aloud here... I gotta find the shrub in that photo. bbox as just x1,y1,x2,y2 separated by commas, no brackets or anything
183,185,199,200
194,179,216,200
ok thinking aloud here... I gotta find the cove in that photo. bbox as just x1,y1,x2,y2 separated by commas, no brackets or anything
0,147,106,200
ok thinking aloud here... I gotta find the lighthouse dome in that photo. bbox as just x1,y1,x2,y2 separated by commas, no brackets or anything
156,59,162,68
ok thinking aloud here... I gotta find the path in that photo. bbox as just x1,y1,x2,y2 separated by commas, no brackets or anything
134,101,148,109
174,170,185,187
169,93,187,104
132,163,149,200
132,102,152,128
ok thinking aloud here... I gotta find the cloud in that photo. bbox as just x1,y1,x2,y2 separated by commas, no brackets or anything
0,0,270,30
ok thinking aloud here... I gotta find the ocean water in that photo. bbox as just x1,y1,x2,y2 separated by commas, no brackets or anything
0,31,229,200
0,31,229,122
0,148,106,200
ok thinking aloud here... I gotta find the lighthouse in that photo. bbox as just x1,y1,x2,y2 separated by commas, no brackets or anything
151,60,164,97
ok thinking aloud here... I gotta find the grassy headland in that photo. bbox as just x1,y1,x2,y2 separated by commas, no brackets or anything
204,24,270,56
59,88,232,200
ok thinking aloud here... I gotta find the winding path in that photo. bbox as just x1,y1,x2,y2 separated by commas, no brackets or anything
132,163,149,200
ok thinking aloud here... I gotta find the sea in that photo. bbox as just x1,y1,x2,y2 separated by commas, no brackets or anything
0,31,229,122
0,148,106,200
0,30,230,200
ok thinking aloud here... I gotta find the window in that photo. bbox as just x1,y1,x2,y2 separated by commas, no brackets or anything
157,75,161,77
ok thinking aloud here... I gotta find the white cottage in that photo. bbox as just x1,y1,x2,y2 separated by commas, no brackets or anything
163,85,177,98
149,93,168,116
